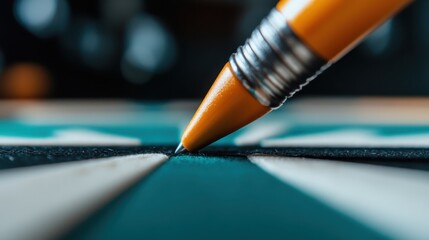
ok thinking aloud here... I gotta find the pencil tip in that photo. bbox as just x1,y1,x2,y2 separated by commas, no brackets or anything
174,143,186,154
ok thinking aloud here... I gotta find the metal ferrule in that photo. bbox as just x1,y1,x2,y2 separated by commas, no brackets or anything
230,9,329,109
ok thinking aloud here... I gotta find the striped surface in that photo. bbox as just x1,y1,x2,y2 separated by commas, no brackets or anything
0,154,168,240
1,151,428,240
0,99,429,239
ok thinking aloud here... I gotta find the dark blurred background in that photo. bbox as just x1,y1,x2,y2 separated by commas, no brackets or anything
0,0,427,100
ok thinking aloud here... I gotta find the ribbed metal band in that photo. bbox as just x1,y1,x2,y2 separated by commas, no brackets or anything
230,9,329,109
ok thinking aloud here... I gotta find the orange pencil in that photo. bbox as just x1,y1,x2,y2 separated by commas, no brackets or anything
176,0,413,153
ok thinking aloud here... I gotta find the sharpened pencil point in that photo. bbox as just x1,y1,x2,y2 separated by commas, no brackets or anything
174,143,186,154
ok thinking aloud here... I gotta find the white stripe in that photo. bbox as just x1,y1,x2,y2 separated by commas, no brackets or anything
262,129,429,148
250,155,429,240
235,122,286,146
0,153,168,240
0,129,141,146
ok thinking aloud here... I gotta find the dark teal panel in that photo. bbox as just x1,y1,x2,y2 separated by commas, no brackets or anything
64,156,388,240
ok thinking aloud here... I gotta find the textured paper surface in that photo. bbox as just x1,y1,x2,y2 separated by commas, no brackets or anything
250,155,429,240
0,154,167,240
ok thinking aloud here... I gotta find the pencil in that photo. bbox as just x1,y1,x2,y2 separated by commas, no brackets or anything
176,0,413,153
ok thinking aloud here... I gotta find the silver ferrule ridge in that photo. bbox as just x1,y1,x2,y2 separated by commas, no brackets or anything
230,9,329,109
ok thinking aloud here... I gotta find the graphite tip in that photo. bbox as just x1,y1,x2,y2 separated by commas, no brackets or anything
174,143,186,154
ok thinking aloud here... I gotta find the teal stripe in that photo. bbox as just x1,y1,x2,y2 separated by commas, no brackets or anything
0,121,178,144
64,156,388,240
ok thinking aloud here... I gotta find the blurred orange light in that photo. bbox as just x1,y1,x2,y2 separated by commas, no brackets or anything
0,63,51,99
